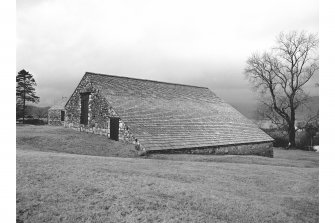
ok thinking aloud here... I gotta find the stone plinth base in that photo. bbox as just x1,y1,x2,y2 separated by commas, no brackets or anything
147,142,273,158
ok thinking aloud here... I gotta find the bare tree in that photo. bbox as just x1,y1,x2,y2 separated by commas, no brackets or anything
245,31,318,148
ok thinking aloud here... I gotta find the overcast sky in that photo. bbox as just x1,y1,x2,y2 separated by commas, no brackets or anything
17,0,318,113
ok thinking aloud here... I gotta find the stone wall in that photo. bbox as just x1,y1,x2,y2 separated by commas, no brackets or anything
48,109,65,126
64,119,138,145
146,141,274,158
64,74,139,146
119,120,137,143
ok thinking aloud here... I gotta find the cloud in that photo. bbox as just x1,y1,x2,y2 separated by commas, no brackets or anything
17,0,318,107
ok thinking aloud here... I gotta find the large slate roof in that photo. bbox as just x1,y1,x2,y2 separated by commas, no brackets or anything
86,72,273,151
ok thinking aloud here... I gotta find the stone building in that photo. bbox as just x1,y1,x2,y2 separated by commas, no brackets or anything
48,97,67,126
65,72,274,157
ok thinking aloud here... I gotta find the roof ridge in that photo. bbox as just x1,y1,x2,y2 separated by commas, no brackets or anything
85,72,208,89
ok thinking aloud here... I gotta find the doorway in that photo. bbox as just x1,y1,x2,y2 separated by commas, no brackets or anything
110,117,119,141
80,93,90,125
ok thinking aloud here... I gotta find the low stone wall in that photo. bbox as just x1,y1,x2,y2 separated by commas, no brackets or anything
146,141,274,158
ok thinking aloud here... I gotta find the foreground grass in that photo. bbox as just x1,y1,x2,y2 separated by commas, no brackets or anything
16,125,319,222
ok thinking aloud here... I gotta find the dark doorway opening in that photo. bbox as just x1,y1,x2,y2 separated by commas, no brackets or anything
61,110,65,121
110,117,119,141
80,93,90,125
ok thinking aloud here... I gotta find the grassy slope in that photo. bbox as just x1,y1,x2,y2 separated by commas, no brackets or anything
16,125,319,223
16,125,138,157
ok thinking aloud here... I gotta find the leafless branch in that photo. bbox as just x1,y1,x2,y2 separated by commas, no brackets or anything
245,31,318,146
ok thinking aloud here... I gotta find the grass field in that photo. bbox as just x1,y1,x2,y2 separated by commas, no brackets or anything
17,125,319,222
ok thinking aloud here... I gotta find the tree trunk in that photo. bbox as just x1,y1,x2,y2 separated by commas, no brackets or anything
288,106,296,149
23,92,26,124
22,75,26,124
288,124,296,149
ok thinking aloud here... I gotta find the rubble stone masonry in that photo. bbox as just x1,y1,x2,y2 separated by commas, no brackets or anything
48,109,64,126
64,75,138,146
147,141,273,157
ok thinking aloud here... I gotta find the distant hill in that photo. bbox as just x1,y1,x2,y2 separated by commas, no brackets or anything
229,101,258,119
25,105,51,118
231,96,319,121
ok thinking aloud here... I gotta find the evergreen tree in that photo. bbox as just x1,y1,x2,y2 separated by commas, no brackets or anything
16,69,40,123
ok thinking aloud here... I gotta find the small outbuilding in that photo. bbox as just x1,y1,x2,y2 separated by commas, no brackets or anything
64,72,274,157
48,97,68,126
